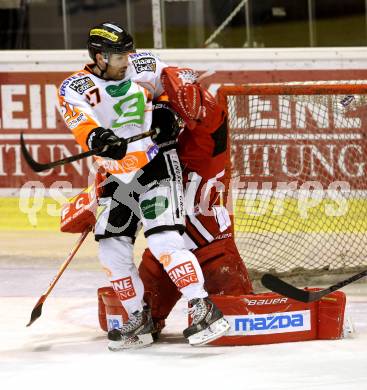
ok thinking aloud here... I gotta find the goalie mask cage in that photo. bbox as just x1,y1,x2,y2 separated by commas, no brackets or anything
218,82,367,280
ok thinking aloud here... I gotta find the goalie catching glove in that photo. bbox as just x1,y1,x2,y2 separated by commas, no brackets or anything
87,127,127,160
161,67,223,130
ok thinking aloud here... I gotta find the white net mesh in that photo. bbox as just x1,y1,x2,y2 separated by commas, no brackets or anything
220,83,367,279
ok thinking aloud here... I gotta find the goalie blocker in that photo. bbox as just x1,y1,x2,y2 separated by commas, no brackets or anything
98,287,346,345
60,172,104,233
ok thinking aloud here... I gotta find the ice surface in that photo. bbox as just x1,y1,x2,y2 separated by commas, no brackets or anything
0,265,366,390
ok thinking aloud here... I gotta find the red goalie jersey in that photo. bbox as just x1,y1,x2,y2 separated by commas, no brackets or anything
136,68,346,343
138,67,253,331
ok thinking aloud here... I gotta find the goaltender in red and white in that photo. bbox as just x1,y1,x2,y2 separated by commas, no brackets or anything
58,22,231,350
61,22,347,347
137,74,254,334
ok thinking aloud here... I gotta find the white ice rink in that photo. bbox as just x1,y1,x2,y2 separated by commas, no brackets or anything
1,263,367,390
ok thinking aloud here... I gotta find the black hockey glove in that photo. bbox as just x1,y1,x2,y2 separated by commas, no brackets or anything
151,102,181,146
87,127,127,160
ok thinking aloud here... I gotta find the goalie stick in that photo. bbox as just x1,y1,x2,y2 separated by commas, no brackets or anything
20,129,156,173
26,227,92,327
261,270,367,303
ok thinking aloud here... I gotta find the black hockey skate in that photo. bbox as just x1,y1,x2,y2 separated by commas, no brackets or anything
183,297,230,346
107,306,154,351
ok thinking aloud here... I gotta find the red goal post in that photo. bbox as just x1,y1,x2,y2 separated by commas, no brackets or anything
217,82,367,280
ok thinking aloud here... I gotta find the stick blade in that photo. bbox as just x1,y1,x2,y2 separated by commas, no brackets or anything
20,133,47,172
261,273,312,303
26,301,44,327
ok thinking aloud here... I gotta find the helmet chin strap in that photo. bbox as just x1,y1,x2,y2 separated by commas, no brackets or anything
95,53,109,79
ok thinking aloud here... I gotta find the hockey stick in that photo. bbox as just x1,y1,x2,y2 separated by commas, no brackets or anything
26,227,92,327
20,129,156,173
261,270,367,303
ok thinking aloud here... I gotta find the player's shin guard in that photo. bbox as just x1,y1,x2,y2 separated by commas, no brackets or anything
147,231,229,344
159,247,233,345
162,250,208,299
99,236,145,316
146,231,208,300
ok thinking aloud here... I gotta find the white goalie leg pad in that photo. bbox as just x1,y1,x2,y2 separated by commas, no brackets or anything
188,317,230,346
108,333,154,351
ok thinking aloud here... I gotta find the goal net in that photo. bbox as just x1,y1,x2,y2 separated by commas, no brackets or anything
218,82,367,280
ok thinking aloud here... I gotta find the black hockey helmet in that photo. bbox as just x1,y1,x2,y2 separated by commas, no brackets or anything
87,22,134,62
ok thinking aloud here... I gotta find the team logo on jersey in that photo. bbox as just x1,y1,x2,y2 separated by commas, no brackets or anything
132,56,156,74
106,80,132,97
69,77,95,95
141,196,169,219
59,72,86,96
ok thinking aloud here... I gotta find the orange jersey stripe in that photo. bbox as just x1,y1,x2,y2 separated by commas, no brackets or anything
95,150,150,175
58,95,99,151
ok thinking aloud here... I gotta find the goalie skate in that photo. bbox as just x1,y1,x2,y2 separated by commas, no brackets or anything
183,297,230,346
107,306,154,351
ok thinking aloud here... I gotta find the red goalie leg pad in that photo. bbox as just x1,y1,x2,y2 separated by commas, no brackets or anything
97,286,128,332
206,290,346,346
138,248,182,325
98,287,108,331
314,289,346,339
137,239,253,327
98,286,166,334
98,287,346,343
195,239,253,295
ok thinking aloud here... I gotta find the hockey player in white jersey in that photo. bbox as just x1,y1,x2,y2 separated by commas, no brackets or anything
58,22,229,350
